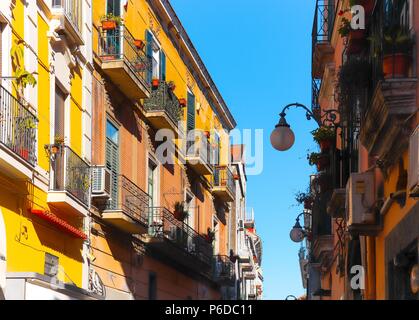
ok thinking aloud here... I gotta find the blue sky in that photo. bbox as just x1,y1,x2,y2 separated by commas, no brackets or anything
170,0,318,299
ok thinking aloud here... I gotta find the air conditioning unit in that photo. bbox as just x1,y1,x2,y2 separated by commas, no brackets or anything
408,126,419,197
346,172,376,229
92,166,111,199
238,219,244,231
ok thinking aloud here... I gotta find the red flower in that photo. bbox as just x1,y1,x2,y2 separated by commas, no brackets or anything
338,10,345,16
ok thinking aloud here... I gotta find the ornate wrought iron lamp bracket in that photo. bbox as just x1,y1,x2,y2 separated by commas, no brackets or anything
279,102,341,128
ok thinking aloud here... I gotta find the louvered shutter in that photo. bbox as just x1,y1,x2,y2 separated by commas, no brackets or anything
187,92,195,132
145,30,153,84
160,50,166,81
106,121,119,210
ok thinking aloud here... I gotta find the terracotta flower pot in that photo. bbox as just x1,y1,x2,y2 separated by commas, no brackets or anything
102,20,117,30
383,53,410,79
233,174,240,180
319,139,333,152
347,29,366,54
316,155,330,172
20,148,30,160
152,79,160,87
304,199,313,210
51,145,60,154
134,39,145,50
179,98,187,106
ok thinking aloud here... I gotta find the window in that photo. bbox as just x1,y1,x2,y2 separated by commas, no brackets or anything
106,0,121,16
148,272,157,300
148,159,158,207
187,91,195,132
54,85,66,140
145,30,166,83
106,120,119,209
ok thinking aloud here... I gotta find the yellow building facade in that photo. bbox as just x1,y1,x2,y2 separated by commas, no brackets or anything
0,0,94,299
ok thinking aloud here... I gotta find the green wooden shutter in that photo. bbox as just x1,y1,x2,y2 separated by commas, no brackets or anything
145,30,153,84
106,120,119,210
160,50,166,81
187,92,195,132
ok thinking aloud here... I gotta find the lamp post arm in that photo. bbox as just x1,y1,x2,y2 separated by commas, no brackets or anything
279,102,341,128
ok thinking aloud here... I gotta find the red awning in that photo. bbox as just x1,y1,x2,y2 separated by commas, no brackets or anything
30,209,87,240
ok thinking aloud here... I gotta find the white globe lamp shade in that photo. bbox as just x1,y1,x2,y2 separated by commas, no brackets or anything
290,220,305,243
270,115,295,151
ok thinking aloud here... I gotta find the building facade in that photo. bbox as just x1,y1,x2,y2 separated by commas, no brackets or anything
0,0,262,300
301,0,418,300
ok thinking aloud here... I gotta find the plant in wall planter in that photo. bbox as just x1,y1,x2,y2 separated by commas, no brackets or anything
173,202,189,222
133,39,145,51
308,152,330,172
152,78,160,88
205,228,215,244
52,135,65,154
338,17,366,54
295,190,314,210
167,81,176,91
382,27,413,79
179,98,187,107
100,13,123,30
311,126,336,152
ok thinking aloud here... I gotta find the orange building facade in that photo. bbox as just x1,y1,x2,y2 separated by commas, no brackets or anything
302,0,418,300
88,0,239,300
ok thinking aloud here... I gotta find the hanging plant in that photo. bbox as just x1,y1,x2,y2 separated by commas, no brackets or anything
205,228,215,244
295,190,314,210
173,201,188,222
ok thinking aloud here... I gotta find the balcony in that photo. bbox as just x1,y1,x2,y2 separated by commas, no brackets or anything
213,255,235,286
102,175,150,234
312,235,334,269
312,0,335,78
98,26,151,101
143,81,183,137
143,207,213,273
185,134,213,175
0,85,37,179
360,79,417,170
51,0,83,46
212,166,236,202
327,188,346,218
47,146,90,216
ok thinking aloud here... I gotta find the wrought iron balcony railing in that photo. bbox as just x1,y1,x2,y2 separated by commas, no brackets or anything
50,146,91,206
98,26,151,90
148,207,213,267
213,166,236,195
106,175,150,226
143,81,182,127
213,255,235,284
312,0,335,47
52,0,82,35
186,136,213,163
0,85,37,165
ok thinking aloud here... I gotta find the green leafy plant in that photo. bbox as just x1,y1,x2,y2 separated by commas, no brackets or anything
54,135,65,145
10,40,37,100
295,190,313,205
383,27,413,55
338,17,352,37
100,13,123,26
174,201,189,221
311,127,335,144
308,152,322,166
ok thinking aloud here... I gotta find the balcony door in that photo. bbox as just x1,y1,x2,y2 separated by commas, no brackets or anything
213,217,220,256
105,0,122,57
53,85,66,191
106,120,119,210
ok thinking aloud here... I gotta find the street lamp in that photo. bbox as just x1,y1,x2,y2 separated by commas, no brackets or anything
270,103,339,152
289,212,310,243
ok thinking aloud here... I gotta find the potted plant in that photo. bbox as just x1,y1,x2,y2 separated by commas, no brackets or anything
17,116,36,161
173,202,188,222
152,78,160,88
205,228,215,244
133,39,145,50
308,152,330,172
179,98,187,107
382,27,413,79
51,135,65,154
311,127,336,152
233,173,240,181
338,17,366,54
100,13,123,30
295,190,314,210
167,81,176,91
204,131,211,138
